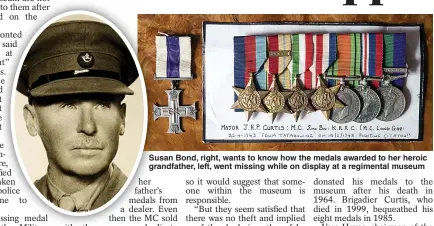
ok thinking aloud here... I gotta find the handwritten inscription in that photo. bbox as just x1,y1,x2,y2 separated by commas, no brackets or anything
220,124,403,132
221,125,239,130
222,123,410,140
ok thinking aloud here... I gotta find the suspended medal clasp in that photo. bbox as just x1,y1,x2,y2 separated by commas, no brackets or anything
382,73,408,86
368,72,407,122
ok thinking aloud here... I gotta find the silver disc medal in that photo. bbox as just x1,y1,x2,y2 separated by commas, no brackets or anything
330,86,361,124
376,85,406,121
354,86,381,123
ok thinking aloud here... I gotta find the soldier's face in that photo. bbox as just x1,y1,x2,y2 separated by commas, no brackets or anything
24,94,126,177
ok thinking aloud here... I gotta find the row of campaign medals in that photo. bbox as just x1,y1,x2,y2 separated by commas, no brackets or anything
232,33,407,124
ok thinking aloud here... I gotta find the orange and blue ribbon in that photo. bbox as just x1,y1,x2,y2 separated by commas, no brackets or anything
327,33,362,86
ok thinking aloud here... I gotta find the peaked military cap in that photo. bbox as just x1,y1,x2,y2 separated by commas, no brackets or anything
17,20,139,97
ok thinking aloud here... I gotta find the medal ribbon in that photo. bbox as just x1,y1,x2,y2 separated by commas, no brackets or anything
234,35,267,89
309,33,337,88
234,35,267,111
264,34,292,89
383,33,406,89
156,36,192,79
361,33,383,88
287,34,314,89
327,33,362,86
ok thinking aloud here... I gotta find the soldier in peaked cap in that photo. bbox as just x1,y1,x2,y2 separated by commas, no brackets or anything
18,20,139,212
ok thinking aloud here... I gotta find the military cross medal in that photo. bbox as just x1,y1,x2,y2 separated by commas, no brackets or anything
153,34,197,134
153,81,197,133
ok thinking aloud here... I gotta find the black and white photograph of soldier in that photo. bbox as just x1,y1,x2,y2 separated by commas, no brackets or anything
13,14,145,213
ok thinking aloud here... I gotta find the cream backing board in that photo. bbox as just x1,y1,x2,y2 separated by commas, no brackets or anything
203,23,423,142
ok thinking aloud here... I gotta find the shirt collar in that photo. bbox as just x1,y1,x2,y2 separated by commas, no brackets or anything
47,164,113,211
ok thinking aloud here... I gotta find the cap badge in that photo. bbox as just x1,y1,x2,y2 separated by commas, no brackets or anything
77,52,95,68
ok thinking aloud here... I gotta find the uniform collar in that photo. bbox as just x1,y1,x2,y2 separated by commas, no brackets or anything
47,164,113,212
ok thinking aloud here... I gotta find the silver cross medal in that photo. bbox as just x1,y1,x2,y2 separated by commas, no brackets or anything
153,81,197,134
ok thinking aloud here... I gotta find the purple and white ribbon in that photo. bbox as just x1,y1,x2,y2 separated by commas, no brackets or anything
156,36,192,79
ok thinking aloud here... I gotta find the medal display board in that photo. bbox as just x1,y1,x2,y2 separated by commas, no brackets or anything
203,22,425,142
139,14,432,151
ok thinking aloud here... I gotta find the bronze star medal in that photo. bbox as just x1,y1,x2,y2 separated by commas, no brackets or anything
231,74,268,121
262,75,291,123
261,34,292,123
287,78,315,122
310,76,344,120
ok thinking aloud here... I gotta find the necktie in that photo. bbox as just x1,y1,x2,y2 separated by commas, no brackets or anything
59,195,76,212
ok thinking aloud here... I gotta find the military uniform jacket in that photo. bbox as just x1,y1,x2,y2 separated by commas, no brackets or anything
34,164,127,210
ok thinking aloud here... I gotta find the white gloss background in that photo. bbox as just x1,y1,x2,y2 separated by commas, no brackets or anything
0,0,429,224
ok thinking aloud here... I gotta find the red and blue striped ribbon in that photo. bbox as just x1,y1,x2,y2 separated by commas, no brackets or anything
383,33,406,89
361,33,383,88
233,36,267,111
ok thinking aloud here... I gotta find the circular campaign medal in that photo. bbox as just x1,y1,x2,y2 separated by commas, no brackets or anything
376,73,407,121
327,77,362,124
376,33,408,121
351,33,384,123
313,33,372,121
353,78,381,123
323,33,364,123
